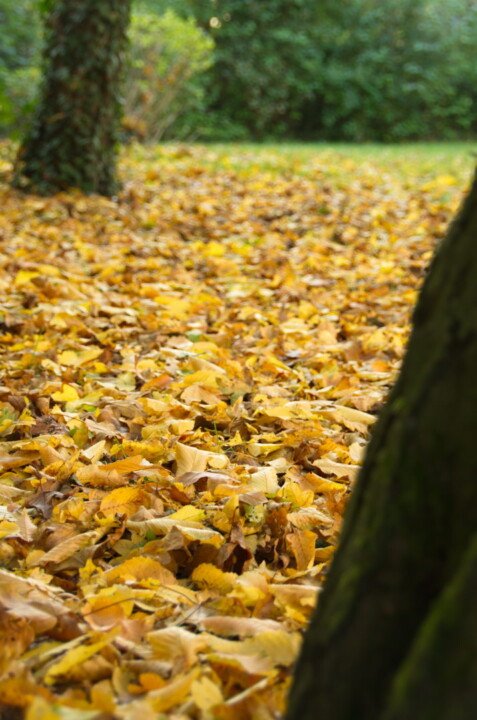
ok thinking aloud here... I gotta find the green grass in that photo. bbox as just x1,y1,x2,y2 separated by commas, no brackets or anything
128,140,477,183
4,136,476,186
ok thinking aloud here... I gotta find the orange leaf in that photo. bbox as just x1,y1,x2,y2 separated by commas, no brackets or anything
286,529,317,571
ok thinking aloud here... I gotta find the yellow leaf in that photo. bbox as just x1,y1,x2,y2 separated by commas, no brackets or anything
105,556,175,585
0,451,37,470
82,587,134,630
167,505,205,523
175,442,209,475
44,632,116,684
82,439,107,463
26,697,62,720
169,419,195,434
191,563,237,594
76,456,145,487
148,668,201,712
332,404,376,427
270,583,318,614
248,467,279,495
303,472,347,494
191,675,223,710
0,519,18,538
90,679,116,713
315,545,336,562
37,264,61,277
179,369,221,389
100,486,150,518
288,506,333,529
203,240,225,257
180,385,222,404
126,517,223,546
154,295,191,319
247,630,302,666
14,270,40,287
140,398,169,414
57,350,79,367
175,443,229,475
280,482,314,508
76,465,125,488
188,356,226,375
122,440,165,461
51,384,80,402
57,348,103,367
349,441,365,463
259,402,314,420
247,442,283,457
41,450,81,481
102,455,145,473
136,359,158,371
263,354,296,374
208,453,229,469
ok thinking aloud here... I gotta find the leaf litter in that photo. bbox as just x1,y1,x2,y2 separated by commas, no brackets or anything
0,142,472,719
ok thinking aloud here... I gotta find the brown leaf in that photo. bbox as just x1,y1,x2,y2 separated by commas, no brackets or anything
34,530,102,567
198,615,282,638
286,529,317,571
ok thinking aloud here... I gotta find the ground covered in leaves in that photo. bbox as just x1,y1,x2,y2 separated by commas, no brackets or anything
0,142,474,720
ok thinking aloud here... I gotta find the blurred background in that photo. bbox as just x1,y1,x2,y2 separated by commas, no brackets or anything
1,0,476,144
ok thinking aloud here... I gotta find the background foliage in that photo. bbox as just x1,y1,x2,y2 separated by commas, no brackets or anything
1,0,476,142
0,0,42,134
124,9,214,142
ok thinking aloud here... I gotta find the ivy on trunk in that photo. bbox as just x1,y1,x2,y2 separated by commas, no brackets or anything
14,0,131,196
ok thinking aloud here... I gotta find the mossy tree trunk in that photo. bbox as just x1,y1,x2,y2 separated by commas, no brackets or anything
14,0,131,196
286,169,477,720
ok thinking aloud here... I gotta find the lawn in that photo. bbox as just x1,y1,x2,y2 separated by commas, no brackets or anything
123,140,477,176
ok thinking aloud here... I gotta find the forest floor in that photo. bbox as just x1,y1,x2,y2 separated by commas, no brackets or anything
0,142,475,720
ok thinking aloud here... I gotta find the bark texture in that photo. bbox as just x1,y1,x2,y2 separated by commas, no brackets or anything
382,534,477,720
286,169,477,720
14,0,131,196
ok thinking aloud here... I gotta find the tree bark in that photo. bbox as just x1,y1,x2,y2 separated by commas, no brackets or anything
14,0,131,196
286,169,477,720
382,533,477,720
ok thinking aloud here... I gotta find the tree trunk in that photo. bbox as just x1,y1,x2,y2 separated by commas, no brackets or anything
14,0,131,196
382,533,477,720
286,169,477,720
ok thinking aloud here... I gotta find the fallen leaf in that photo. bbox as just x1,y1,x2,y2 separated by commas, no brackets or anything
51,384,80,402
104,556,175,585
192,563,238,593
44,631,117,684
286,529,317,571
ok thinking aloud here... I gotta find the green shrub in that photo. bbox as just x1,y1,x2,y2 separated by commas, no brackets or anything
0,66,41,134
312,0,477,142
0,0,42,136
184,0,477,142
186,0,322,140
123,9,214,142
